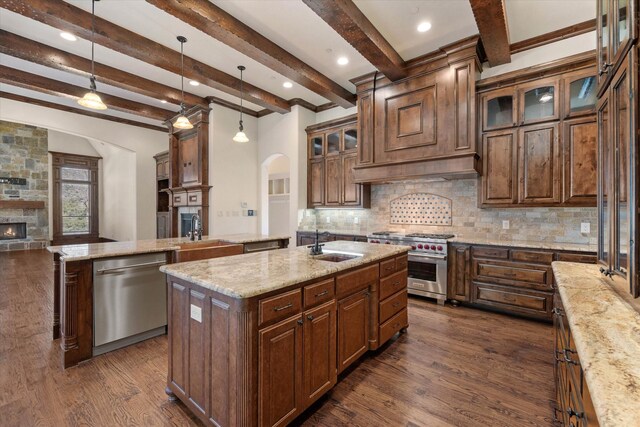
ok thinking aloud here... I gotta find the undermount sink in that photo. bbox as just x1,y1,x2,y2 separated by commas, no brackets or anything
313,250,363,263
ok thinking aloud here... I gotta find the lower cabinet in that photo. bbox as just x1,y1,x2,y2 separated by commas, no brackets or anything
337,289,370,373
448,242,596,320
303,300,337,406
296,231,367,247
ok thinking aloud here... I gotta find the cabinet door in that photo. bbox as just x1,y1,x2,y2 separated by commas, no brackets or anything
597,94,612,269
341,153,360,206
517,123,561,204
562,117,598,205
518,77,560,125
343,127,358,152
180,135,199,186
337,289,369,374
482,87,517,131
481,129,517,205
448,244,470,302
597,0,611,90
326,130,341,156
610,0,636,68
324,156,342,206
157,213,169,239
308,159,324,207
163,159,170,178
259,315,303,427
564,71,597,118
308,133,324,159
156,161,164,178
303,300,336,406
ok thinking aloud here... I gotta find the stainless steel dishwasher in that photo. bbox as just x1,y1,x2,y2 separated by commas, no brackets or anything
93,252,167,355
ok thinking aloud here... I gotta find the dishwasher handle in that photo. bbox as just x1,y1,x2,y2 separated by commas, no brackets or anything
96,260,166,275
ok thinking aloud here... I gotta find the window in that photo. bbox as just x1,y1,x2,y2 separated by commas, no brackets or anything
51,152,100,245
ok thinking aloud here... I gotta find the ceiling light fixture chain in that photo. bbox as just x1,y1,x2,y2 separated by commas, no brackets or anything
233,65,249,143
77,0,107,110
173,35,194,130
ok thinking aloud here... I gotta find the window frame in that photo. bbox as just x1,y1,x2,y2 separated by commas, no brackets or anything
51,151,100,246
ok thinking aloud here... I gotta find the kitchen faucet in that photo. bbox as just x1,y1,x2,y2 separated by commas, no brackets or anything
308,229,329,255
189,213,202,241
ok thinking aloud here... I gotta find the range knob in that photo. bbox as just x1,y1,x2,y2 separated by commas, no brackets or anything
430,245,436,250
417,244,423,249
437,245,443,251
385,241,391,244
411,245,416,250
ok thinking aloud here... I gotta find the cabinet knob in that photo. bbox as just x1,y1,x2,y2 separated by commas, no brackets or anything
297,319,303,326
307,315,314,321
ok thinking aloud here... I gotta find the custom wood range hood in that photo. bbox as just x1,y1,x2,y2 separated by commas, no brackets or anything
351,36,482,183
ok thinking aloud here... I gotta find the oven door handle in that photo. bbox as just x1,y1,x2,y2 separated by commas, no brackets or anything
409,253,447,261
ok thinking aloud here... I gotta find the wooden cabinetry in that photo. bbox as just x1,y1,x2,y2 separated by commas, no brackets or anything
154,151,171,239
302,300,337,406
306,116,370,208
554,297,599,426
479,63,598,207
448,242,596,320
352,38,481,183
296,231,367,247
337,289,369,373
596,47,639,297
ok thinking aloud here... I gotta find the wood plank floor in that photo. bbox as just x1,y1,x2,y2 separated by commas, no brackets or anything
0,249,557,426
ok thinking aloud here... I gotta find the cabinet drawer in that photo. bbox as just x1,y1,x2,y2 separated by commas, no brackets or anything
395,255,408,271
379,308,408,344
555,252,597,264
472,247,509,259
172,194,187,207
473,260,552,288
380,258,397,278
303,278,335,309
336,265,378,299
186,191,201,206
379,290,407,324
259,289,302,327
511,250,554,264
471,282,552,318
379,270,407,300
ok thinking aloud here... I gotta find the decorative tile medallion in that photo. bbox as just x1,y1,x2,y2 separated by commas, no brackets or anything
390,193,452,225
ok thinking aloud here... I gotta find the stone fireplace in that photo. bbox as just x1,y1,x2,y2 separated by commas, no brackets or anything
0,121,49,251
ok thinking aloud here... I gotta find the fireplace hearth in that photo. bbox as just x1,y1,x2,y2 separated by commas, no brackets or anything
0,223,27,240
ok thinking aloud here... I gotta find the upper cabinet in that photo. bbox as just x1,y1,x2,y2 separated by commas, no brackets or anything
478,63,598,208
352,37,481,183
597,0,637,94
306,115,370,209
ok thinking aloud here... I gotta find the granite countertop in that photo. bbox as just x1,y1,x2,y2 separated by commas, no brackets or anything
552,262,640,427
450,236,596,253
160,241,410,299
47,233,290,261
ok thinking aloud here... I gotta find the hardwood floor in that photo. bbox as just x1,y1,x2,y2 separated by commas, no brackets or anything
0,249,556,426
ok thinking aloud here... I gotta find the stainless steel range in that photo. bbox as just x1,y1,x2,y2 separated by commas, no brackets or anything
367,231,455,305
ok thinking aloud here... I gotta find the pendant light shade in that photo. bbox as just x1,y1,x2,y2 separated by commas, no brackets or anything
173,36,194,130
78,0,107,111
233,65,249,143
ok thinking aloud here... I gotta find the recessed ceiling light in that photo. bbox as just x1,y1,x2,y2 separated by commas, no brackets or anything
189,80,200,86
60,32,77,41
283,81,293,89
337,56,349,66
417,22,432,33
160,100,168,104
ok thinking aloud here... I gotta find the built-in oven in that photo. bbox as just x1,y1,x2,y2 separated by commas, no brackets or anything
407,252,447,305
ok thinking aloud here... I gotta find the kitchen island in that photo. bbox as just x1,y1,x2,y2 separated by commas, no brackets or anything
47,234,289,368
160,241,410,427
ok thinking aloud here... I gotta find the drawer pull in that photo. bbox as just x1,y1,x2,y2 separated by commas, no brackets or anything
385,266,394,271
307,315,314,321
394,281,401,287
566,408,583,419
393,302,401,308
297,319,303,326
314,290,329,298
273,303,293,312
563,348,578,365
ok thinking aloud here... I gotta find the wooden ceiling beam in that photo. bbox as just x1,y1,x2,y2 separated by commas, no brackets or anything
0,91,167,132
0,0,291,114
0,30,207,109
469,0,511,66
0,65,174,121
509,19,596,54
146,0,356,108
205,96,259,118
302,0,407,81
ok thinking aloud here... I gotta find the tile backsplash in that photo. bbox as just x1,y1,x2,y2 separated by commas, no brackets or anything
299,178,597,245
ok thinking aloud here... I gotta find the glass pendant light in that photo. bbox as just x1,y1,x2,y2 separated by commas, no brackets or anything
233,65,249,143
173,36,194,130
78,0,107,110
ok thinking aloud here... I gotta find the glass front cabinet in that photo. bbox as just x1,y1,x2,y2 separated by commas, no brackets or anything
597,0,637,93
597,49,638,297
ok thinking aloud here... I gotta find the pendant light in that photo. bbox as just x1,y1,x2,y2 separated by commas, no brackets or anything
173,36,194,130
77,0,107,110
233,65,249,143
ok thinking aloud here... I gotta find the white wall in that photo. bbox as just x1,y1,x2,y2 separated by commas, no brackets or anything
315,106,357,123
1,98,167,240
208,104,260,235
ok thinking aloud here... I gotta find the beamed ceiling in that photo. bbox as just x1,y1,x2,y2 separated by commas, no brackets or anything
0,0,596,130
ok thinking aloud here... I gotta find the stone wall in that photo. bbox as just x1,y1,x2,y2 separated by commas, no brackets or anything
299,178,597,245
0,121,49,251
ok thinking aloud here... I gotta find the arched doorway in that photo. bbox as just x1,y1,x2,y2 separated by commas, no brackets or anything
260,154,290,235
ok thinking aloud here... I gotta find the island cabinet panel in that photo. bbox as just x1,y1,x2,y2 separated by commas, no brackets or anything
448,244,471,304
258,314,303,427
188,290,207,415
168,283,188,395
337,289,370,374
302,300,337,406
209,297,231,427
